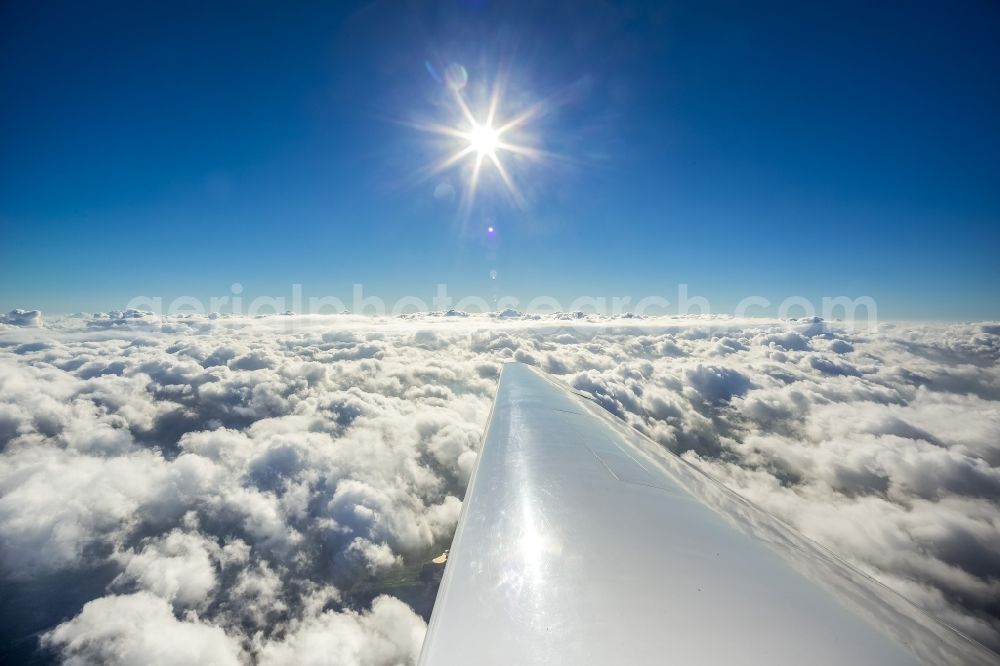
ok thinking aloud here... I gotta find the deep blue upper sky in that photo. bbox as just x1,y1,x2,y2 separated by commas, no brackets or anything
1,0,998,318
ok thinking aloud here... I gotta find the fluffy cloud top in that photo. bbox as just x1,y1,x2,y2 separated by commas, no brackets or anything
41,592,245,666
0,308,42,327
1,313,998,663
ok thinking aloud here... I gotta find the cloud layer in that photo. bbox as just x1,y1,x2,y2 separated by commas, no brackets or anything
1,312,998,663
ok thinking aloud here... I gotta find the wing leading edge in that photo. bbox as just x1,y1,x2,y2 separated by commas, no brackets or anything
418,362,997,665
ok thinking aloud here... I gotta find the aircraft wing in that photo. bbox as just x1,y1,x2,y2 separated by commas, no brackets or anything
417,362,997,665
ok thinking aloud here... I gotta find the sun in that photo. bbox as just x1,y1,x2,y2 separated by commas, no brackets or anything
465,122,501,158
406,64,558,216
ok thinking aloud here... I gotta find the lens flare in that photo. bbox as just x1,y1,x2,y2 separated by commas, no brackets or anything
444,62,468,91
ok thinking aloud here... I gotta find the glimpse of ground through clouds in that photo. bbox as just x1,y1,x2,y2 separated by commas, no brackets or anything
1,310,999,664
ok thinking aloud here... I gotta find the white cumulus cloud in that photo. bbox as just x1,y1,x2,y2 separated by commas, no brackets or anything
0,313,998,662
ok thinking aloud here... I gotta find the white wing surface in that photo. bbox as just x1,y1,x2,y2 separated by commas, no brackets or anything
418,362,998,665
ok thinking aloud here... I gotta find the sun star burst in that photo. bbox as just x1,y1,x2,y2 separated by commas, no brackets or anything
408,69,554,217
465,122,501,158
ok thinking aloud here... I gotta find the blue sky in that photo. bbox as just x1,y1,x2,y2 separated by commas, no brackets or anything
1,0,998,319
